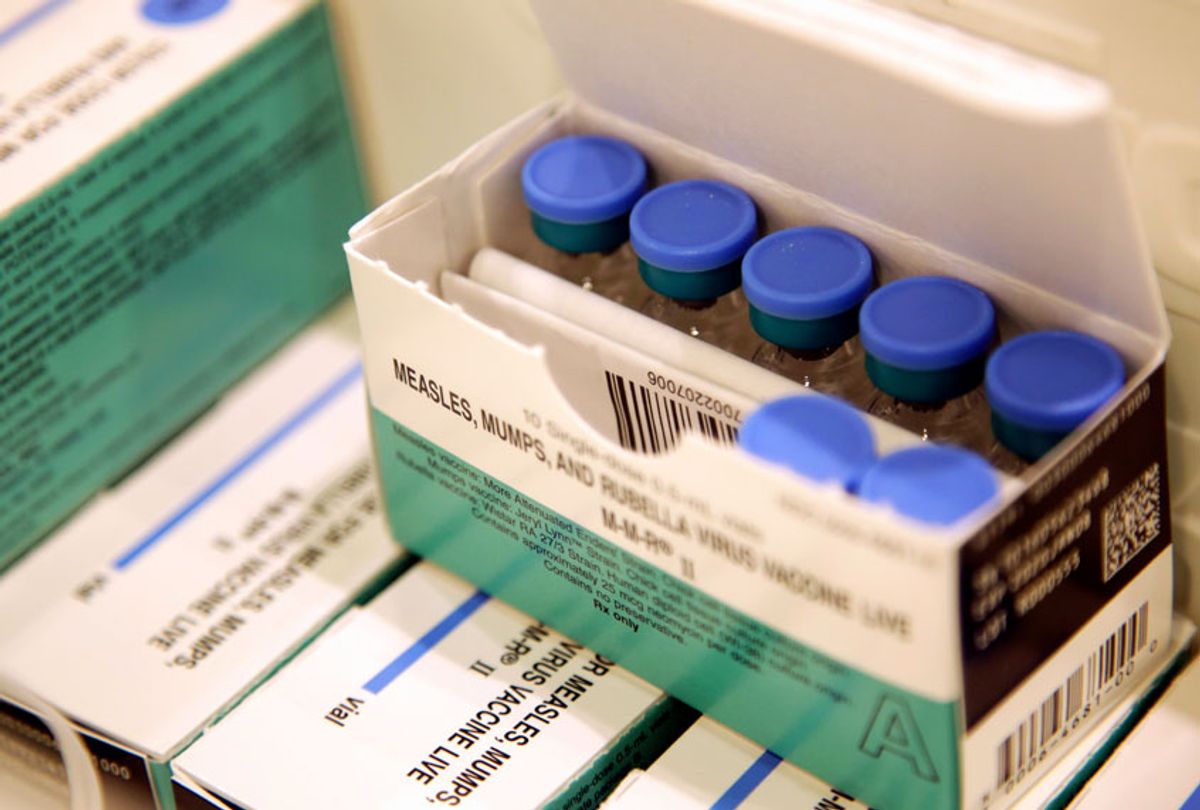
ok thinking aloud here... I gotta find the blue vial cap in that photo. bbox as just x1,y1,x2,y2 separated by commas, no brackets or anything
743,227,874,319
521,135,647,225
986,330,1125,432
860,277,995,371
743,227,874,349
630,179,758,272
739,395,877,490
859,445,999,526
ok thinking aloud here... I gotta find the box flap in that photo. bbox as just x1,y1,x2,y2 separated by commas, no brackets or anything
530,0,1166,341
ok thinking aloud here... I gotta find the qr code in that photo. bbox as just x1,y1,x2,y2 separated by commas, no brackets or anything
1101,463,1161,582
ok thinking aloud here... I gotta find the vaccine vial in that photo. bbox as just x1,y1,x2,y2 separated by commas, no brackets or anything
738,394,877,492
741,227,876,403
859,276,996,454
859,444,999,526
630,179,758,353
985,330,1125,466
520,135,648,304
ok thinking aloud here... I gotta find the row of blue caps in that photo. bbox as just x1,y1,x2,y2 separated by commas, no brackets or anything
523,135,1127,511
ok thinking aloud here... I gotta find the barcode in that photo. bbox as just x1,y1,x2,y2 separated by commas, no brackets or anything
995,602,1149,790
604,371,739,453
1101,463,1161,582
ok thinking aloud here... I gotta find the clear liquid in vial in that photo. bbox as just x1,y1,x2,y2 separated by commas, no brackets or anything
641,288,757,355
753,337,875,405
522,240,646,308
866,388,996,456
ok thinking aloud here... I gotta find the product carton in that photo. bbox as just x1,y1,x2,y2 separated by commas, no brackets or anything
346,2,1173,807
170,560,693,810
1067,644,1200,808
0,0,364,568
602,620,1195,809
0,304,404,809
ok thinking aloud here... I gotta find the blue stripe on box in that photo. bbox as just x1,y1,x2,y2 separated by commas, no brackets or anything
110,362,363,571
711,750,783,809
363,590,492,695
0,0,72,46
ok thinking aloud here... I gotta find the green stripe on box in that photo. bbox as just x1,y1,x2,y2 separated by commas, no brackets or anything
372,410,962,810
0,4,365,568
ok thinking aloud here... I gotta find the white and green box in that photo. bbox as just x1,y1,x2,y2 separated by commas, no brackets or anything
601,620,1195,810
0,0,365,568
169,560,694,810
0,304,405,809
346,1,1174,808
603,716,871,810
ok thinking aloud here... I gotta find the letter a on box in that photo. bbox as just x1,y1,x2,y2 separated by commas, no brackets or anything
859,693,938,782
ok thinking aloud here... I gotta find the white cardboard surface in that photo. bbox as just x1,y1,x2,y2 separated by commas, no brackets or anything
174,561,669,810
530,0,1165,342
1068,647,1200,809
0,0,313,216
603,716,869,810
0,302,403,759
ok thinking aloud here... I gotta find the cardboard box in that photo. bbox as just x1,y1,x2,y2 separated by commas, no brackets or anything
170,560,694,810
601,716,871,810
345,1,1173,807
0,303,405,809
0,0,365,568
601,619,1195,810
1066,644,1200,809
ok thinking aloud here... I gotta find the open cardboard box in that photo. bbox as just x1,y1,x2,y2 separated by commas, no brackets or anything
345,1,1174,807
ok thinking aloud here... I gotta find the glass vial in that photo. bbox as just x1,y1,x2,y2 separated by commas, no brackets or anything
858,276,997,455
985,330,1125,468
629,179,758,354
520,134,647,305
741,226,875,404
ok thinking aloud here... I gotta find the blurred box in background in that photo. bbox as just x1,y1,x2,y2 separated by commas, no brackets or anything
0,304,405,809
0,0,365,569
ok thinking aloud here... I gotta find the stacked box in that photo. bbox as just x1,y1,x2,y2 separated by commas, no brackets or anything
1066,645,1200,808
345,1,1175,808
170,561,694,809
0,0,365,568
603,717,871,810
0,303,404,808
602,620,1195,809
